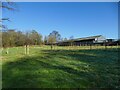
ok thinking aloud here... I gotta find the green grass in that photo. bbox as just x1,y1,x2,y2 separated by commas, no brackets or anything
1,46,120,88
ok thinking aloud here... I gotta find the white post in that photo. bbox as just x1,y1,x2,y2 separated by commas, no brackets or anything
24,45,26,55
27,45,29,55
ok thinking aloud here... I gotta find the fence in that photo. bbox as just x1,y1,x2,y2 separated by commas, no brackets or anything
1,44,119,56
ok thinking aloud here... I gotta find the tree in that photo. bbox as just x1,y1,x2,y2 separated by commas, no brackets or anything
0,1,16,28
44,36,48,45
48,35,56,45
8,30,17,47
2,31,10,47
29,30,43,45
2,29,44,48
15,31,26,46
48,30,61,43
48,30,61,50
1,1,15,10
2,29,16,47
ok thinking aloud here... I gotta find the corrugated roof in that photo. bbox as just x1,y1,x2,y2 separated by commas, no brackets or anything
58,35,103,43
74,35,102,41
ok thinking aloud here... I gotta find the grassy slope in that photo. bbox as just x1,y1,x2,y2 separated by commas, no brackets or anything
1,46,120,88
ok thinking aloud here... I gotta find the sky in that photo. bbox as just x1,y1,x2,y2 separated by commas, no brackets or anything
2,2,118,39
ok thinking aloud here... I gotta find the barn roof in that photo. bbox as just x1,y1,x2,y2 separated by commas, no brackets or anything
73,35,102,41
58,35,103,43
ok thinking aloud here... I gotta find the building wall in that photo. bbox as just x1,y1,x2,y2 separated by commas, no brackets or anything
94,36,106,43
58,39,95,46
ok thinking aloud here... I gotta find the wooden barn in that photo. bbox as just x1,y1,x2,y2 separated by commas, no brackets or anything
56,35,107,46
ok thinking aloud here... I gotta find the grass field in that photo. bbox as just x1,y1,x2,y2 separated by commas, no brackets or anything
1,45,120,88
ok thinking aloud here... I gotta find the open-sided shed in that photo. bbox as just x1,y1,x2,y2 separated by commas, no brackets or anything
57,35,106,46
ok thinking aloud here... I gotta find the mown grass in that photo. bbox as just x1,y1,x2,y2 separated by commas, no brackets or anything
1,46,120,88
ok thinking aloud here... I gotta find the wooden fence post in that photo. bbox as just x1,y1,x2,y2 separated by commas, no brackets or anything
90,44,92,50
27,45,29,55
24,45,26,54
105,45,107,50
24,45,29,55
6,47,9,54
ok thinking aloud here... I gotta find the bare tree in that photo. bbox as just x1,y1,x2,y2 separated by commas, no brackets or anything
1,1,15,10
48,31,61,50
44,36,48,45
0,0,17,28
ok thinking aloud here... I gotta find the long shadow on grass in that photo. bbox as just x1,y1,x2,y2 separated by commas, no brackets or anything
2,48,119,88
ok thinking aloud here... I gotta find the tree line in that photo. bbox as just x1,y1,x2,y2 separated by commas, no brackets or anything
2,29,68,48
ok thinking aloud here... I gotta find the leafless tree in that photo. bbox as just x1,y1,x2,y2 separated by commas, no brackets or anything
0,0,17,29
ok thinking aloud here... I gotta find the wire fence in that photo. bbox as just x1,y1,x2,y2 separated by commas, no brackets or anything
1,44,119,56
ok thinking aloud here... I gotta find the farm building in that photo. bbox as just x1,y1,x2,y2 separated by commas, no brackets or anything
106,39,120,46
56,35,107,46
